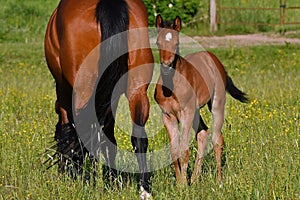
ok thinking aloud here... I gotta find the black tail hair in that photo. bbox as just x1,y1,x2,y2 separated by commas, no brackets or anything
226,74,249,103
95,0,129,124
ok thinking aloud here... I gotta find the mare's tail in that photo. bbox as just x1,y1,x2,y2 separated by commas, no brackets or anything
226,74,249,103
95,0,129,123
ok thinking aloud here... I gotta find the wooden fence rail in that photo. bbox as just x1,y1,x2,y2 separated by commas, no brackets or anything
210,0,300,32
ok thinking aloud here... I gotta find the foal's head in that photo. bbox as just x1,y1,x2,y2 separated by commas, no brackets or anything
155,14,182,70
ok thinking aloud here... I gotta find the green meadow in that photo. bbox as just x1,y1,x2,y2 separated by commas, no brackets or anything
0,0,299,199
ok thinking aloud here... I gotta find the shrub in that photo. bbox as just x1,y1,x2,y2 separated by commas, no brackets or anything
144,0,201,26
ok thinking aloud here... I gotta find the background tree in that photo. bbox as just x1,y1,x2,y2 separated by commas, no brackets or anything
144,0,205,27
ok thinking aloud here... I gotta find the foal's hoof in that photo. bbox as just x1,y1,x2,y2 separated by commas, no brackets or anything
140,186,152,200
219,181,224,188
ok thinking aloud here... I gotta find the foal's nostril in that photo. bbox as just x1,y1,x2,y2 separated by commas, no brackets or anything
162,63,170,68
160,62,174,76
161,61,172,67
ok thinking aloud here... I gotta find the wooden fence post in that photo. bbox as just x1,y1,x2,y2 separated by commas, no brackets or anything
210,0,217,32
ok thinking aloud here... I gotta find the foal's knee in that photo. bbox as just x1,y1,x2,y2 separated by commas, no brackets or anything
212,133,224,147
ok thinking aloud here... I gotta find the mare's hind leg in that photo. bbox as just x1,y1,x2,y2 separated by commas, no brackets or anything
128,91,151,192
100,107,118,183
55,85,86,177
191,108,210,184
211,95,225,182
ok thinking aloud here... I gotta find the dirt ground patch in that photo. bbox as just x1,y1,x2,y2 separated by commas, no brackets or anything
193,32,300,48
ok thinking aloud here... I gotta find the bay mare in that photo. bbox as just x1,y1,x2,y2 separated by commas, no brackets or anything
44,0,153,198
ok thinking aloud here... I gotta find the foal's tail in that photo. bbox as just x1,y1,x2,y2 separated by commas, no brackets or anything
226,74,249,103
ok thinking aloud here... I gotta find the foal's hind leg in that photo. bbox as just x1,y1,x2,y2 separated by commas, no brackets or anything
191,109,210,184
211,95,225,182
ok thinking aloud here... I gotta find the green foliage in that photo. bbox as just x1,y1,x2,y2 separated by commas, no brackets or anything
144,0,300,35
144,0,203,27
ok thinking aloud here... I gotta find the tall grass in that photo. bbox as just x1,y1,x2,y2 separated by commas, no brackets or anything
0,41,299,199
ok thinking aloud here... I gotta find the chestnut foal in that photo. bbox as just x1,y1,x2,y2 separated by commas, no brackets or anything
154,15,248,185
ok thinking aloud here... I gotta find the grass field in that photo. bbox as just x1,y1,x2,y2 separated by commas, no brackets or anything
0,0,299,199
1,42,299,199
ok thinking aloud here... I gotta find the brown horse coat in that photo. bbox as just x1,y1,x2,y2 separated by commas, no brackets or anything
45,0,154,196
45,0,153,119
154,15,248,184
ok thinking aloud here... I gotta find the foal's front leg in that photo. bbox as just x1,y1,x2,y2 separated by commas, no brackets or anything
179,108,194,184
162,114,183,183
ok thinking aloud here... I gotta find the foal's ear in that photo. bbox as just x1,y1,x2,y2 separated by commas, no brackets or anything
173,16,182,32
155,14,164,29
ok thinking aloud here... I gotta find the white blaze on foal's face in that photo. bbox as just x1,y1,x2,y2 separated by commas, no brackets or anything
156,29,179,66
165,32,172,42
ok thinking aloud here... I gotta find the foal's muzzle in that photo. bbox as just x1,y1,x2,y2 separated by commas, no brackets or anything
160,63,174,76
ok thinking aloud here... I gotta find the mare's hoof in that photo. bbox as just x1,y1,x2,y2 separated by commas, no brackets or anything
140,186,152,200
